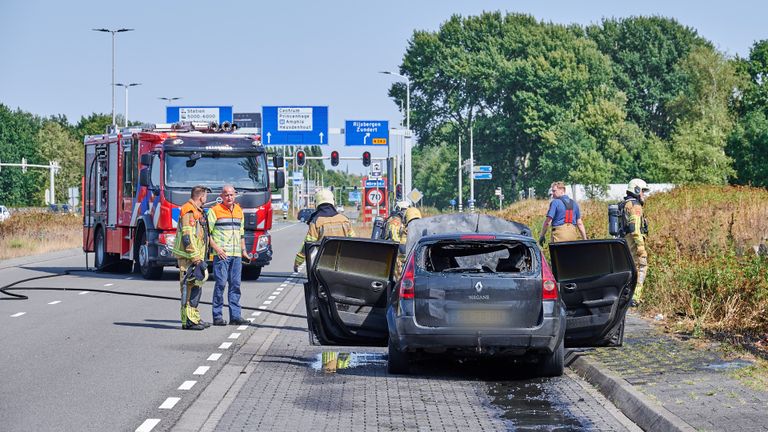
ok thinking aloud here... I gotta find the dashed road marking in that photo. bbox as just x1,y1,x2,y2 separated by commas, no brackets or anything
159,397,180,409
237,325,248,330
258,306,268,310
276,287,284,291
271,291,281,295
228,333,241,339
10,312,25,318
104,283,114,287
193,366,210,375
207,353,222,361
78,291,89,295
218,342,232,349
178,380,197,390
251,311,262,317
135,418,160,432
48,300,61,305
262,300,272,305
268,296,277,300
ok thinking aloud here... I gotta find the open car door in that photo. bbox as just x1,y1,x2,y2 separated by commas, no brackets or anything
549,239,636,347
304,237,399,347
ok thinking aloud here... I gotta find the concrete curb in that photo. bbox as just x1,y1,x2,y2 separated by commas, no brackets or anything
567,351,696,432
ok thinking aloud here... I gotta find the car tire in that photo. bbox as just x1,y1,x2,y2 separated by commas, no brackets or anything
387,339,410,375
242,265,262,281
136,227,163,280
94,227,115,271
538,340,564,377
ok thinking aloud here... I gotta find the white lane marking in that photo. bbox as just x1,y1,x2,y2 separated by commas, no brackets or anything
237,325,248,330
159,397,180,409
48,301,61,305
268,296,277,300
207,353,222,361
270,222,301,233
193,366,210,375
280,283,288,287
258,306,268,310
276,287,284,292
79,291,89,295
104,283,114,287
10,312,26,318
125,276,134,280
178,380,196,390
135,419,161,432
219,342,232,349
252,311,262,317
228,332,241,339
262,300,272,305
271,291,281,295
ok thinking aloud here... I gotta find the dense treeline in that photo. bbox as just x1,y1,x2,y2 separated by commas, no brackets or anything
389,13,768,208
0,108,113,206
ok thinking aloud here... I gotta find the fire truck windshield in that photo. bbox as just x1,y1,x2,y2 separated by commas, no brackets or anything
165,153,268,190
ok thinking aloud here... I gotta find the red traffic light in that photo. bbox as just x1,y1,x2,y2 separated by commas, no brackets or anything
331,150,339,167
296,150,306,167
362,151,371,167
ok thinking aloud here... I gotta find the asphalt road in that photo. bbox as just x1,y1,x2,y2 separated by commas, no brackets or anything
0,221,306,432
1,219,640,431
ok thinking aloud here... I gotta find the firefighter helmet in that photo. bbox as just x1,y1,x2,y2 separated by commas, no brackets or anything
395,201,411,211
315,189,335,207
627,178,650,195
404,207,422,225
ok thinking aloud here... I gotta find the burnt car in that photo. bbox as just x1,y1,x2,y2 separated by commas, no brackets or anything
303,214,636,376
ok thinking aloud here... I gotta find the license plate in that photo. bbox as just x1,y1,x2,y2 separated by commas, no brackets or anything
454,310,506,326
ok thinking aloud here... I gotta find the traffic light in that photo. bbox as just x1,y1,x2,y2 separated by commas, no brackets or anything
296,150,306,167
330,150,339,167
396,183,403,200
362,151,371,167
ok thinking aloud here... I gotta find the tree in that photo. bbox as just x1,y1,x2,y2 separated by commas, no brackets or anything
38,120,83,202
0,104,45,206
587,16,711,140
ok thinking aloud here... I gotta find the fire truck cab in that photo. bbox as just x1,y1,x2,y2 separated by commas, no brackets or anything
83,122,285,280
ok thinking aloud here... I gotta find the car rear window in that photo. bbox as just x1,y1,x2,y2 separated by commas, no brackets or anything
422,241,533,274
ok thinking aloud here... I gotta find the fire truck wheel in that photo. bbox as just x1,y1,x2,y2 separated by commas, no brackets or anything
242,266,262,281
136,227,164,280
94,227,115,271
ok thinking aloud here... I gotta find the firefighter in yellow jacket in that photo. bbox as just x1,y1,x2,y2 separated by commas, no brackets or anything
294,189,356,272
394,207,422,278
621,179,650,305
171,185,210,330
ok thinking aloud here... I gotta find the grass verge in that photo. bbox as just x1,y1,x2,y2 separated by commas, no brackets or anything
0,212,81,260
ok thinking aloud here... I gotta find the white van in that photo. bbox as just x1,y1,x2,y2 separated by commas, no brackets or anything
0,205,10,222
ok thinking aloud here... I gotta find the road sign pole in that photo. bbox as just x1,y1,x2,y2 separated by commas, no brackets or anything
469,125,475,213
458,135,463,213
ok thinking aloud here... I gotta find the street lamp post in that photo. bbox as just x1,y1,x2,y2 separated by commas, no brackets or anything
159,97,182,121
115,83,141,127
92,28,134,127
380,71,411,197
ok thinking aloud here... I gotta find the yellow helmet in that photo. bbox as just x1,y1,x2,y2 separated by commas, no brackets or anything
315,189,335,207
627,178,650,195
404,207,422,224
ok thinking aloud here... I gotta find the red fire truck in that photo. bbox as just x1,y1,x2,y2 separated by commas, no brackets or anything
82,122,285,280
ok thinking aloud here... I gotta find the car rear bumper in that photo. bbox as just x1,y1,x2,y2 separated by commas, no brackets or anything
390,307,565,356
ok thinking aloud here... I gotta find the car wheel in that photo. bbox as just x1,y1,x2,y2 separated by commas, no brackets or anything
94,227,114,271
136,227,163,280
606,317,626,347
242,265,262,281
387,339,410,375
538,341,564,377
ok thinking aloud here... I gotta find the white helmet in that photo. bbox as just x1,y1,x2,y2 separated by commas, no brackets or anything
395,201,411,211
627,178,650,195
315,189,335,207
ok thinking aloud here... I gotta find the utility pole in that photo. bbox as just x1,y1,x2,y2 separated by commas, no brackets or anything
469,125,475,213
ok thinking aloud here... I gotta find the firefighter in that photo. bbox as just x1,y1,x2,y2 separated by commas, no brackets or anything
394,207,422,277
539,181,587,246
171,185,210,331
293,189,356,272
621,178,650,305
207,185,252,326
384,201,410,242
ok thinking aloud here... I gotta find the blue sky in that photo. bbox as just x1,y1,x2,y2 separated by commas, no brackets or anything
1,0,766,167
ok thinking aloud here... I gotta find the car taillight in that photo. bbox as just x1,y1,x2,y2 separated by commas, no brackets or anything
541,251,557,300
399,254,415,300
460,234,496,241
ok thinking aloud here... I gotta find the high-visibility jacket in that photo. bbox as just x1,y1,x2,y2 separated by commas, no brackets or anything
207,203,245,257
294,213,356,268
171,200,208,261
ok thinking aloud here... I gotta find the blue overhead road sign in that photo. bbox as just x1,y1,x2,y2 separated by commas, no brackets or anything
345,120,389,146
166,106,233,124
473,172,493,180
262,106,329,145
